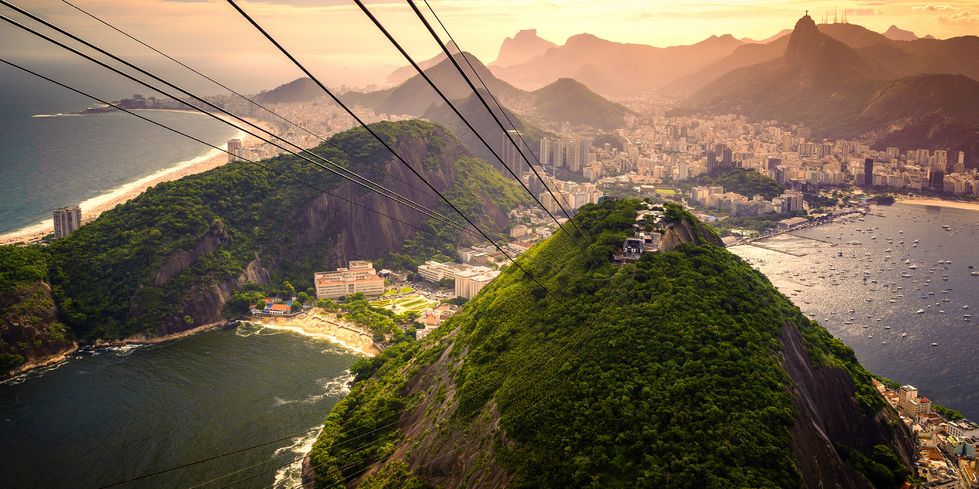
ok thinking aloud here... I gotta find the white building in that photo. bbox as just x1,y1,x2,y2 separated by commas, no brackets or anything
314,261,385,299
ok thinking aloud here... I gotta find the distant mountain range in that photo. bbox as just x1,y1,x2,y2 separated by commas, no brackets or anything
350,52,631,131
491,29,557,68
677,14,979,167
489,32,745,96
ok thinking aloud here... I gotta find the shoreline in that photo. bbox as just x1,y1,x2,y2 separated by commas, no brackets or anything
0,111,274,246
0,322,229,382
896,197,979,213
247,311,380,357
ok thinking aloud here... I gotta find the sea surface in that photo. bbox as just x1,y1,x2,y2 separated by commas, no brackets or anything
0,61,239,235
732,203,979,419
0,325,357,489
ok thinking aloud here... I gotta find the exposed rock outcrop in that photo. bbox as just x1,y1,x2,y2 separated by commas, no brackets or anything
659,218,724,252
781,324,914,488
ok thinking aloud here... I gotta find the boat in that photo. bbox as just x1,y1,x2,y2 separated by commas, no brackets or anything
971,271,979,276
901,333,907,338
916,309,925,314
931,343,938,346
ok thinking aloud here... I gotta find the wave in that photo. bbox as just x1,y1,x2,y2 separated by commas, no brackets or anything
271,425,324,488
31,112,82,118
0,358,70,385
273,370,354,407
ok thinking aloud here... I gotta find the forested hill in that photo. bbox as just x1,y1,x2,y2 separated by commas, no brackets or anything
307,200,913,489
0,120,530,377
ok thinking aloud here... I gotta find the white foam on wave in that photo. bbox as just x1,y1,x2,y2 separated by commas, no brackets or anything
273,370,354,407
107,344,143,357
31,112,81,118
235,322,265,337
0,358,70,385
271,425,324,489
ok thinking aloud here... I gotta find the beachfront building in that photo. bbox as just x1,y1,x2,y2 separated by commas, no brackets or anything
314,261,385,299
454,266,499,299
227,138,243,162
53,205,82,239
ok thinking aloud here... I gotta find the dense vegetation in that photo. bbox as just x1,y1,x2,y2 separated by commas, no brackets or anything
0,246,69,372
0,121,526,354
695,167,784,200
309,199,905,488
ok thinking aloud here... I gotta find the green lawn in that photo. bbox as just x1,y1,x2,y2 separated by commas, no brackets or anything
370,294,436,314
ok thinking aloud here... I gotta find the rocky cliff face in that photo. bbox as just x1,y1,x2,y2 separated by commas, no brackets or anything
781,324,913,488
0,280,75,378
659,218,725,252
163,130,483,334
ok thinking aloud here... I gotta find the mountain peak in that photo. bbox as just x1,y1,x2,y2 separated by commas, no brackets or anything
883,24,919,41
785,14,823,65
492,28,557,67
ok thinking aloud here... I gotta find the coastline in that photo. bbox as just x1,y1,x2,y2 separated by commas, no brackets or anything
897,197,979,213
247,311,380,357
3,342,79,381
0,111,274,246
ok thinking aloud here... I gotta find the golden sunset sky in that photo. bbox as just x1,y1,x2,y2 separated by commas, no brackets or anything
2,0,978,91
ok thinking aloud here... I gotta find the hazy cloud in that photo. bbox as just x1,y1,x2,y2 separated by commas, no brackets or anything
846,8,881,16
913,4,955,11
939,10,979,23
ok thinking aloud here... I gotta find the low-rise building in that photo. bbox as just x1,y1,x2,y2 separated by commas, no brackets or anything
314,261,385,299
417,260,464,283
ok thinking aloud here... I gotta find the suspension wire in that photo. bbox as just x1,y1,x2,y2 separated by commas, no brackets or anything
0,56,513,489
0,8,478,240
408,0,592,246
0,58,477,249
225,0,564,300
418,0,581,225
0,0,471,235
57,0,455,209
350,0,595,258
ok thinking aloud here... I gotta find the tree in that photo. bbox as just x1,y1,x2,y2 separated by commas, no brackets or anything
297,292,312,305
255,300,267,312
317,298,339,311
283,281,296,298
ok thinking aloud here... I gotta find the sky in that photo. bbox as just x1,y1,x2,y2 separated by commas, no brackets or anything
1,0,978,93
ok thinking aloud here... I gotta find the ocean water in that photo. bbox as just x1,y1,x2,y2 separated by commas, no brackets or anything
0,325,357,489
732,203,979,419
0,61,240,234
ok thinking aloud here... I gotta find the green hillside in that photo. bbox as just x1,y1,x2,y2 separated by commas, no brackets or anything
0,121,530,374
307,200,910,489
